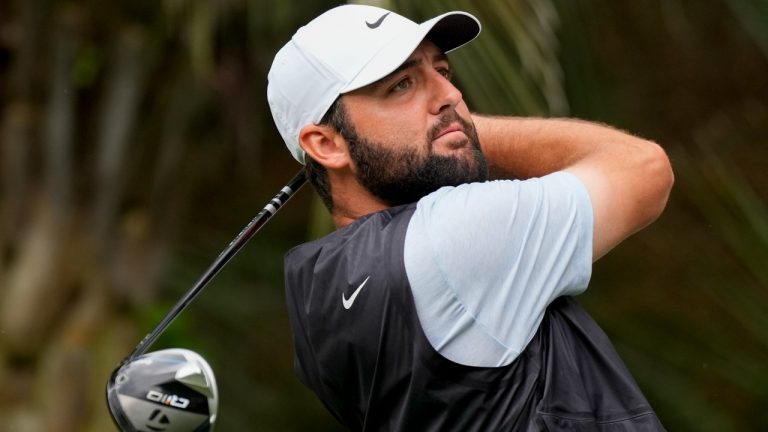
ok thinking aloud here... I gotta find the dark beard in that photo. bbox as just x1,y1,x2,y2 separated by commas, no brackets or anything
347,110,488,206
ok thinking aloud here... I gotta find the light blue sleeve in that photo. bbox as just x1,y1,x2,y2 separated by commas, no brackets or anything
403,172,593,367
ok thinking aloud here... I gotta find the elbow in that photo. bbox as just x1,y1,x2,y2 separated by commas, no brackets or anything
641,141,675,223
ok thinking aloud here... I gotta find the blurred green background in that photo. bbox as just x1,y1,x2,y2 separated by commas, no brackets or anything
0,0,766,430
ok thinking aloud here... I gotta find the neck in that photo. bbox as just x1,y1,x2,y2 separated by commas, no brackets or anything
328,173,389,228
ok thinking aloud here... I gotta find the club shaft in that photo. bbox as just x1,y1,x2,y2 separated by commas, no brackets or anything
127,170,307,360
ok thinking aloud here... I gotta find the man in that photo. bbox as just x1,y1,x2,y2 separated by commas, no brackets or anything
268,5,673,431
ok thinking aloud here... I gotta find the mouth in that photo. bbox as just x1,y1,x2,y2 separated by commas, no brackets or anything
434,123,464,140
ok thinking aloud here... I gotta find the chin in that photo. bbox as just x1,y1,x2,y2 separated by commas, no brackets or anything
432,138,470,155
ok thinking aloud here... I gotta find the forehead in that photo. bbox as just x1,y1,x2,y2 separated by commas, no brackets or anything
393,39,447,73
352,40,447,92
409,39,444,59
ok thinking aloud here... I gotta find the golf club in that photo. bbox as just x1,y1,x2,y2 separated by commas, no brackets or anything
107,349,219,432
107,170,307,431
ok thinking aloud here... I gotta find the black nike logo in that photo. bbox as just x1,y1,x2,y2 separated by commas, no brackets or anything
366,12,390,29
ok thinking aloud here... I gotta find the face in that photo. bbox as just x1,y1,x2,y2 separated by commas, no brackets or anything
339,40,488,206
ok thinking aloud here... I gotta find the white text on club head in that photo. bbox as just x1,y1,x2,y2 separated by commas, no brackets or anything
146,390,191,409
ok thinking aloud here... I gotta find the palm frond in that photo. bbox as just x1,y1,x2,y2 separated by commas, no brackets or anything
725,0,768,59
392,0,568,116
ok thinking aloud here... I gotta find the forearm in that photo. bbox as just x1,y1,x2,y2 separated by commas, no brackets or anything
473,114,648,180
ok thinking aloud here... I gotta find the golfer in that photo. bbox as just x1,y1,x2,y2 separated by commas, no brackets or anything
268,5,673,431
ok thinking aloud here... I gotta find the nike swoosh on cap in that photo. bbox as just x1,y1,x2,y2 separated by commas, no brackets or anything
365,12,390,29
342,276,371,309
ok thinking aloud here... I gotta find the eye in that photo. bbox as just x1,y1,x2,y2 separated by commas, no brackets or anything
436,67,452,80
390,76,413,93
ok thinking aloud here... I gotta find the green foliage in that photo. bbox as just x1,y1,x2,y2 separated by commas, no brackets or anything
725,0,768,58
71,43,104,88
394,0,568,116
589,104,768,430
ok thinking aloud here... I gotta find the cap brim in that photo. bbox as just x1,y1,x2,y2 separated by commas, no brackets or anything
341,11,480,93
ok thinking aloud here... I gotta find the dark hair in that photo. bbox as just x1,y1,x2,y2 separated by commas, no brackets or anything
305,97,352,211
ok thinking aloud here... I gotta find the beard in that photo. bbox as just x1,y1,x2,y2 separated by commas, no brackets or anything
346,110,489,207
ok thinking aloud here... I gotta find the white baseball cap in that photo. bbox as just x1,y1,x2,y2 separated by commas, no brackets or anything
267,4,481,164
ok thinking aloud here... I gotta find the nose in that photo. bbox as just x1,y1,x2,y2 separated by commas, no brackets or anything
428,70,463,115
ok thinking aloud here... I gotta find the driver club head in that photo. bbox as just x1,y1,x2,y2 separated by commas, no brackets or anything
106,348,218,432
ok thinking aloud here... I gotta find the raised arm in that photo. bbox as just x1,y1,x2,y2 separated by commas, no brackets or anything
472,115,674,261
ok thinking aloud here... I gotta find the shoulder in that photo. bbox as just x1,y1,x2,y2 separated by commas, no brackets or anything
411,172,590,229
403,173,594,366
418,171,588,203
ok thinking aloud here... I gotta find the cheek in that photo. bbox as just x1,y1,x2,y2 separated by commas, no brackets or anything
356,107,427,145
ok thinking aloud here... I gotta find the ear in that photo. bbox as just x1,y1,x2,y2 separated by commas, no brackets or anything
299,124,350,169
